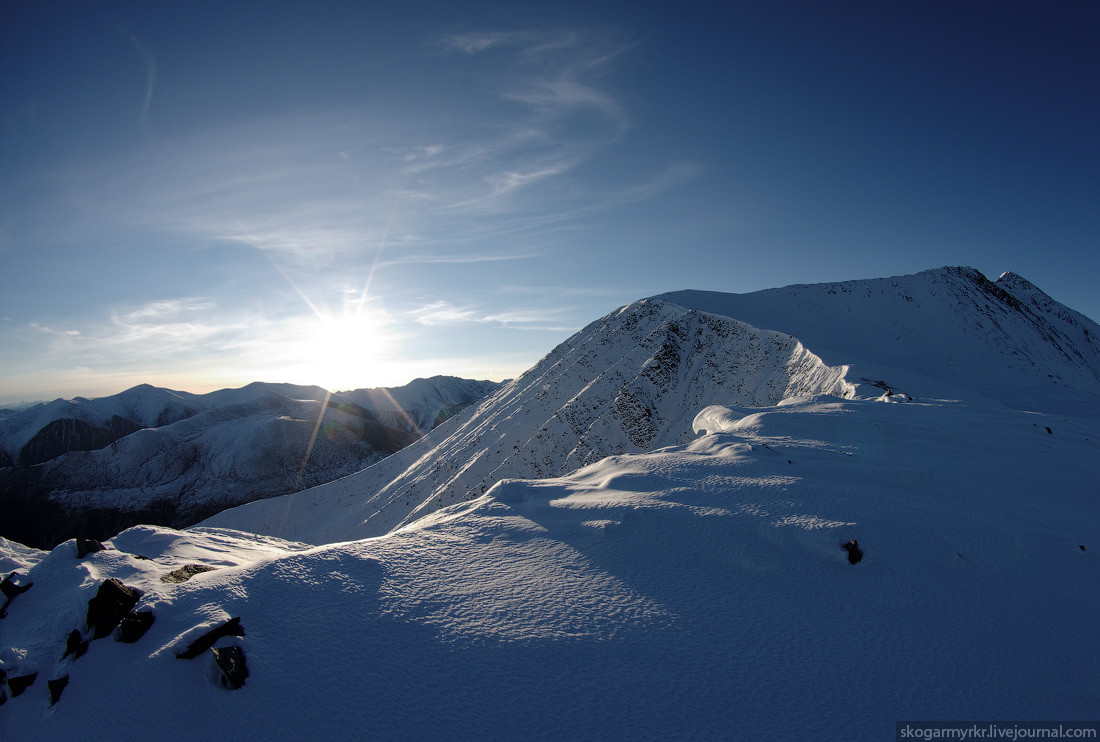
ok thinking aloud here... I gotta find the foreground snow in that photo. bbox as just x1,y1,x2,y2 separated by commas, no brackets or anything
3,395,1096,739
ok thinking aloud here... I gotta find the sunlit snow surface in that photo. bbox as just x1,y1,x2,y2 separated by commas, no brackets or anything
3,395,1097,739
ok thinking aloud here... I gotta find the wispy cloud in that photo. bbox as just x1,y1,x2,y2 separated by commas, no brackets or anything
408,299,574,331
439,31,531,54
65,25,681,277
410,301,480,326
121,29,157,132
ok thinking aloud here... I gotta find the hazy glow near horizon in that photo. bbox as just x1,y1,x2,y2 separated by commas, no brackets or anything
2,1,1098,404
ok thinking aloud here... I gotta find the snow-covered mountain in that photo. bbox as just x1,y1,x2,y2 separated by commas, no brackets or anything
0,377,501,548
0,377,501,467
0,384,201,467
2,266,1098,738
654,266,1100,418
202,266,1100,545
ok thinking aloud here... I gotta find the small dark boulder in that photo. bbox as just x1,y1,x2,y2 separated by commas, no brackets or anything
86,578,142,640
0,571,33,618
0,571,32,600
76,538,106,559
8,672,37,697
1080,545,1087,551
48,676,69,705
117,610,155,643
211,645,249,689
63,629,89,660
842,539,863,565
1045,426,1053,434
160,564,217,584
177,617,244,659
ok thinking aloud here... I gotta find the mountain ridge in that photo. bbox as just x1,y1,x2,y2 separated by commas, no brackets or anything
204,266,1100,545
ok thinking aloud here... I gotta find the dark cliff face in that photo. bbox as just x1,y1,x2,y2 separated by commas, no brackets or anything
18,415,142,466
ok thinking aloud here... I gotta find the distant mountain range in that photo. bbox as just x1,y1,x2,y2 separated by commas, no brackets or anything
0,376,502,547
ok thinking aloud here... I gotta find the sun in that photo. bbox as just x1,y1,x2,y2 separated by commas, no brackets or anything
281,303,400,392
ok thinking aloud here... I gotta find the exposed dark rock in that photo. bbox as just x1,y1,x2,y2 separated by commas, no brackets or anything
76,538,106,559
177,617,244,659
842,539,863,565
1,571,32,600
160,564,217,583
86,578,142,639
1046,426,1053,434
1080,545,1087,551
19,414,141,466
0,571,33,618
211,645,249,689
63,629,89,659
7,672,37,697
48,676,69,705
117,610,155,643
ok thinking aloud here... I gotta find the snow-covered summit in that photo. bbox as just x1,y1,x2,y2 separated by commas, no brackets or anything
656,266,1100,417
201,298,852,544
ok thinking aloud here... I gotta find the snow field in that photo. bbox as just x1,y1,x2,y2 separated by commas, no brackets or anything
3,395,1096,739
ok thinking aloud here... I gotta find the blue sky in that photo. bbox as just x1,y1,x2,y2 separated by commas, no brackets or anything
2,0,1097,404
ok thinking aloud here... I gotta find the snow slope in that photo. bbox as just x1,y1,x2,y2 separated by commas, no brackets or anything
2,395,1096,739
201,299,852,544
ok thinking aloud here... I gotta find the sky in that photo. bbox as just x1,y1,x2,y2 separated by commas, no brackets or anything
2,0,1097,405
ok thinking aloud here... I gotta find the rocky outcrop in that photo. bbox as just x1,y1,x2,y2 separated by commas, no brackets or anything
177,617,244,660
85,579,142,640
211,646,248,689
0,571,32,617
160,564,216,584
117,610,155,643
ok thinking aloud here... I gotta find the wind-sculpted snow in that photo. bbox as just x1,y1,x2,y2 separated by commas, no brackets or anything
3,397,1097,739
204,300,852,544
